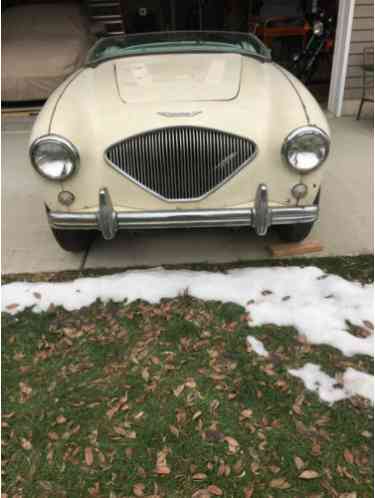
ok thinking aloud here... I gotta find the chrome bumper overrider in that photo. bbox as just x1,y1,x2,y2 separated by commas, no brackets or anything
48,185,319,241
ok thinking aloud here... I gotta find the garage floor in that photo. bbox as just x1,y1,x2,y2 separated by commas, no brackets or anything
2,115,373,275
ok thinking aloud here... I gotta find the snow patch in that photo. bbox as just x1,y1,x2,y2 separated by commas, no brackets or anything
246,336,269,357
2,266,373,358
343,367,374,402
289,363,374,405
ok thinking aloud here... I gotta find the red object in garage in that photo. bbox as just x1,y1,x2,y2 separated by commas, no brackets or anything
248,15,310,50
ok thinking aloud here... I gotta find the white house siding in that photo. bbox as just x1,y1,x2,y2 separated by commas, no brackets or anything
344,0,374,102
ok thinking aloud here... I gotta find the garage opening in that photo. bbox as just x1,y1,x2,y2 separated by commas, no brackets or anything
121,1,249,33
2,0,339,111
123,0,339,106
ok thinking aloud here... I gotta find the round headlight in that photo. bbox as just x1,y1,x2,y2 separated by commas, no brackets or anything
282,126,330,173
30,135,79,180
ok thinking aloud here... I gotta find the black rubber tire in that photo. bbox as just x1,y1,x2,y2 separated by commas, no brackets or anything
276,189,321,243
276,222,314,243
51,228,96,253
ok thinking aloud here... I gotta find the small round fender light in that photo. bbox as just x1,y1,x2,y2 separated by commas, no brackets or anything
291,183,308,200
58,190,76,206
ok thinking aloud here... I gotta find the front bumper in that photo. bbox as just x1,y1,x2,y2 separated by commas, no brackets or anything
48,184,319,241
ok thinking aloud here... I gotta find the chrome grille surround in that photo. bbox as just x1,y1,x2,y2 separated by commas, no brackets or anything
104,126,257,202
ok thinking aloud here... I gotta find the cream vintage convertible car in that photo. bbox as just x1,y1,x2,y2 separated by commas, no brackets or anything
29,31,330,252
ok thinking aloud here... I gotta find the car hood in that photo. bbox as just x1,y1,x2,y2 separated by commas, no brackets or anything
46,57,329,158
113,53,242,103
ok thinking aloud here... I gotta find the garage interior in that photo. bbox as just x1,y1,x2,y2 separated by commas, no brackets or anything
2,0,339,110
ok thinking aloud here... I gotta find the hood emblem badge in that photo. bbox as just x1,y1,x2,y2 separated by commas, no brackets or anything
157,111,203,118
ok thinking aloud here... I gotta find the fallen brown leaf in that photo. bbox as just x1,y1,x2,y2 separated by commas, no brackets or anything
106,405,120,420
47,446,54,464
133,483,145,497
210,399,220,413
19,381,32,402
269,465,280,474
88,482,100,496
217,463,225,477
6,303,19,311
207,484,223,496
142,368,150,383
270,478,290,489
125,447,133,459
192,490,211,498
176,408,187,426
344,449,354,464
217,462,231,477
240,409,253,420
185,378,197,388
85,447,94,466
95,448,106,465
193,473,207,481
113,426,127,436
311,442,321,456
233,459,244,475
47,432,59,441
155,448,171,475
363,320,374,330
169,425,179,437
173,384,185,397
294,456,305,470
124,430,137,439
299,470,320,480
156,466,171,475
106,395,128,419
20,438,32,450
224,436,240,454
292,394,304,416
63,328,83,339
243,487,254,498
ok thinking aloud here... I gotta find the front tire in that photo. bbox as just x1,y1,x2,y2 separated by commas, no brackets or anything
51,228,96,253
276,222,314,243
276,190,320,243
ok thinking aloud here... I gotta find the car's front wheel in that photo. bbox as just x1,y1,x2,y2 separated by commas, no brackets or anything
276,222,314,243
276,190,320,243
51,228,97,253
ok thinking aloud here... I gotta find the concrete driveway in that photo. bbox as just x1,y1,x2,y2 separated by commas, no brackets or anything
2,115,373,274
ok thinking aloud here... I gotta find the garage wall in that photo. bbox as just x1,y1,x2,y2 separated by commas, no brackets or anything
344,0,374,101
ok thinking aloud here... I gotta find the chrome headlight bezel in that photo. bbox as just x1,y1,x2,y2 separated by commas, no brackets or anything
30,135,79,181
282,126,330,173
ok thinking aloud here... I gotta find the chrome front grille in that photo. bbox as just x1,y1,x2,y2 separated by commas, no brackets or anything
105,126,257,201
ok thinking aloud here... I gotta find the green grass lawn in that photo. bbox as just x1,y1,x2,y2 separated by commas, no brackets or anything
2,256,373,498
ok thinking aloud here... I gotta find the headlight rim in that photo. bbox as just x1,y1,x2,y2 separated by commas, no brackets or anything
30,134,80,181
282,126,330,173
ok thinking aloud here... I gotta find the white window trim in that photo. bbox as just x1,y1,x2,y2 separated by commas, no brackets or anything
328,0,356,117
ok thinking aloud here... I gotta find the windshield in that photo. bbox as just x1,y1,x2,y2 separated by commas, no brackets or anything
86,31,271,66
